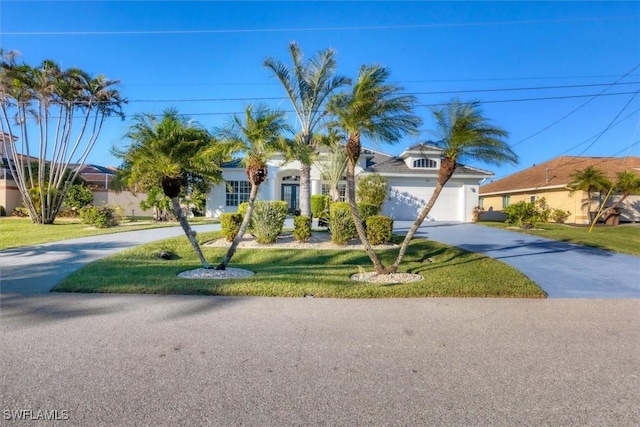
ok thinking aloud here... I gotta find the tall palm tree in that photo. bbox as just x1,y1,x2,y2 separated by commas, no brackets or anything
264,42,350,216
215,105,291,270
327,65,422,274
390,99,518,272
114,109,224,268
0,54,124,224
567,166,611,224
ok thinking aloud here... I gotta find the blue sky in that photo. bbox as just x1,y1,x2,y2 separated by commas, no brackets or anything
1,1,639,181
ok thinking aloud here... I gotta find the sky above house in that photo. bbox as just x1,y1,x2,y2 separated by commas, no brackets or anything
1,1,639,181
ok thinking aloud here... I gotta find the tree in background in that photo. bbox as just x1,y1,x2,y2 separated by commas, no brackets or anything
114,109,225,268
214,105,291,270
356,173,388,210
567,166,611,224
264,42,350,216
0,50,125,224
327,65,421,274
391,99,518,272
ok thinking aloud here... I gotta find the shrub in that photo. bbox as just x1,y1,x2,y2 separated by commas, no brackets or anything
357,203,379,226
79,205,120,228
293,215,312,242
356,174,388,209
310,195,326,219
329,202,357,245
12,207,29,217
503,198,550,229
550,208,571,224
0,205,5,216
251,200,288,244
65,184,94,211
220,213,243,242
366,215,394,245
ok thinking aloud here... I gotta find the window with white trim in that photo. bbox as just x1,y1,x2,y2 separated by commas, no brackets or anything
412,158,437,168
321,183,346,202
226,181,251,206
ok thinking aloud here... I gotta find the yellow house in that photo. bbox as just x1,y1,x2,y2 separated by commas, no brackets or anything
479,156,640,224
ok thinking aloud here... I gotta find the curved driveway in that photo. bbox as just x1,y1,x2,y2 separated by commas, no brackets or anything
0,221,639,297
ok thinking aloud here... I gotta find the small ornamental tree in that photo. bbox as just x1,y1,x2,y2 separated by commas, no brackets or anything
356,174,388,209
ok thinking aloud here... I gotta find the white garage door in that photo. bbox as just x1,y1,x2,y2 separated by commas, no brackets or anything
382,178,462,221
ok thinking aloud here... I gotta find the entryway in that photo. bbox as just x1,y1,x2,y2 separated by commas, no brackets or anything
281,184,299,213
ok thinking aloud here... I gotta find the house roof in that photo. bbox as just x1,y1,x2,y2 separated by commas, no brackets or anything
480,156,640,195
366,156,493,176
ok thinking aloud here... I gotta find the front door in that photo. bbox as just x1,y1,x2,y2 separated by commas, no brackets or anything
281,184,299,213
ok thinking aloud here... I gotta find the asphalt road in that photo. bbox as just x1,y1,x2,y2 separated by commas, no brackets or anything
1,295,639,426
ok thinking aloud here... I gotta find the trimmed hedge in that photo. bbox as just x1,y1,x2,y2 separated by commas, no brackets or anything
220,212,243,242
252,200,288,244
310,194,326,219
293,215,312,242
329,202,357,245
357,203,379,226
366,215,393,245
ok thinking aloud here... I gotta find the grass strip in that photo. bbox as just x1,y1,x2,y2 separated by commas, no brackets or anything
55,232,546,298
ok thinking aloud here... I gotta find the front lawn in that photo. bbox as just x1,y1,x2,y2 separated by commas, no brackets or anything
0,217,217,251
55,232,546,298
477,221,640,256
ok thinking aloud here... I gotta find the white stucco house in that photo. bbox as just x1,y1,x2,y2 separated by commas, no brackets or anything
205,143,494,222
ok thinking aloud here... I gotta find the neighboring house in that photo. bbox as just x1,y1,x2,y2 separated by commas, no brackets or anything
206,143,494,222
479,156,640,224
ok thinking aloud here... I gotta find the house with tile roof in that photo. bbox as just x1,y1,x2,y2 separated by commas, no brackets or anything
479,156,640,224
205,143,494,222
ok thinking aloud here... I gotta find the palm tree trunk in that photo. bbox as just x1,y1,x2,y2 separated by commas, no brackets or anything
299,163,311,216
389,159,455,273
171,196,211,269
216,183,260,270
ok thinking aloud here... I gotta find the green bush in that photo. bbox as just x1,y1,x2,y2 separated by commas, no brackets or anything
252,200,288,244
366,215,394,245
220,213,243,242
550,208,571,224
65,184,94,211
503,198,550,229
79,205,120,228
356,174,388,209
329,202,357,245
12,207,29,217
237,202,250,218
293,215,312,242
0,205,5,216
310,195,326,219
358,203,379,226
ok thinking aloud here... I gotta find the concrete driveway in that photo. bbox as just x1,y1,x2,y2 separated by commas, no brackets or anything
394,221,640,299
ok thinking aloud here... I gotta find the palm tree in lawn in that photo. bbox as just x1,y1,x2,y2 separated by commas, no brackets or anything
315,128,348,202
567,166,611,224
115,108,225,269
390,99,518,273
597,170,639,222
215,105,291,270
327,65,422,274
264,41,350,216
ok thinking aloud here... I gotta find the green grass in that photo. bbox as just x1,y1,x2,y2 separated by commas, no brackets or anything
55,232,546,298
477,221,640,256
0,216,217,250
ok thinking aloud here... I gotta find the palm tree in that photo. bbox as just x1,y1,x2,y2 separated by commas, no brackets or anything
327,65,422,274
390,99,518,272
567,166,612,224
114,109,224,269
0,54,125,224
264,42,350,216
215,105,291,270
315,128,348,202
599,170,640,222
